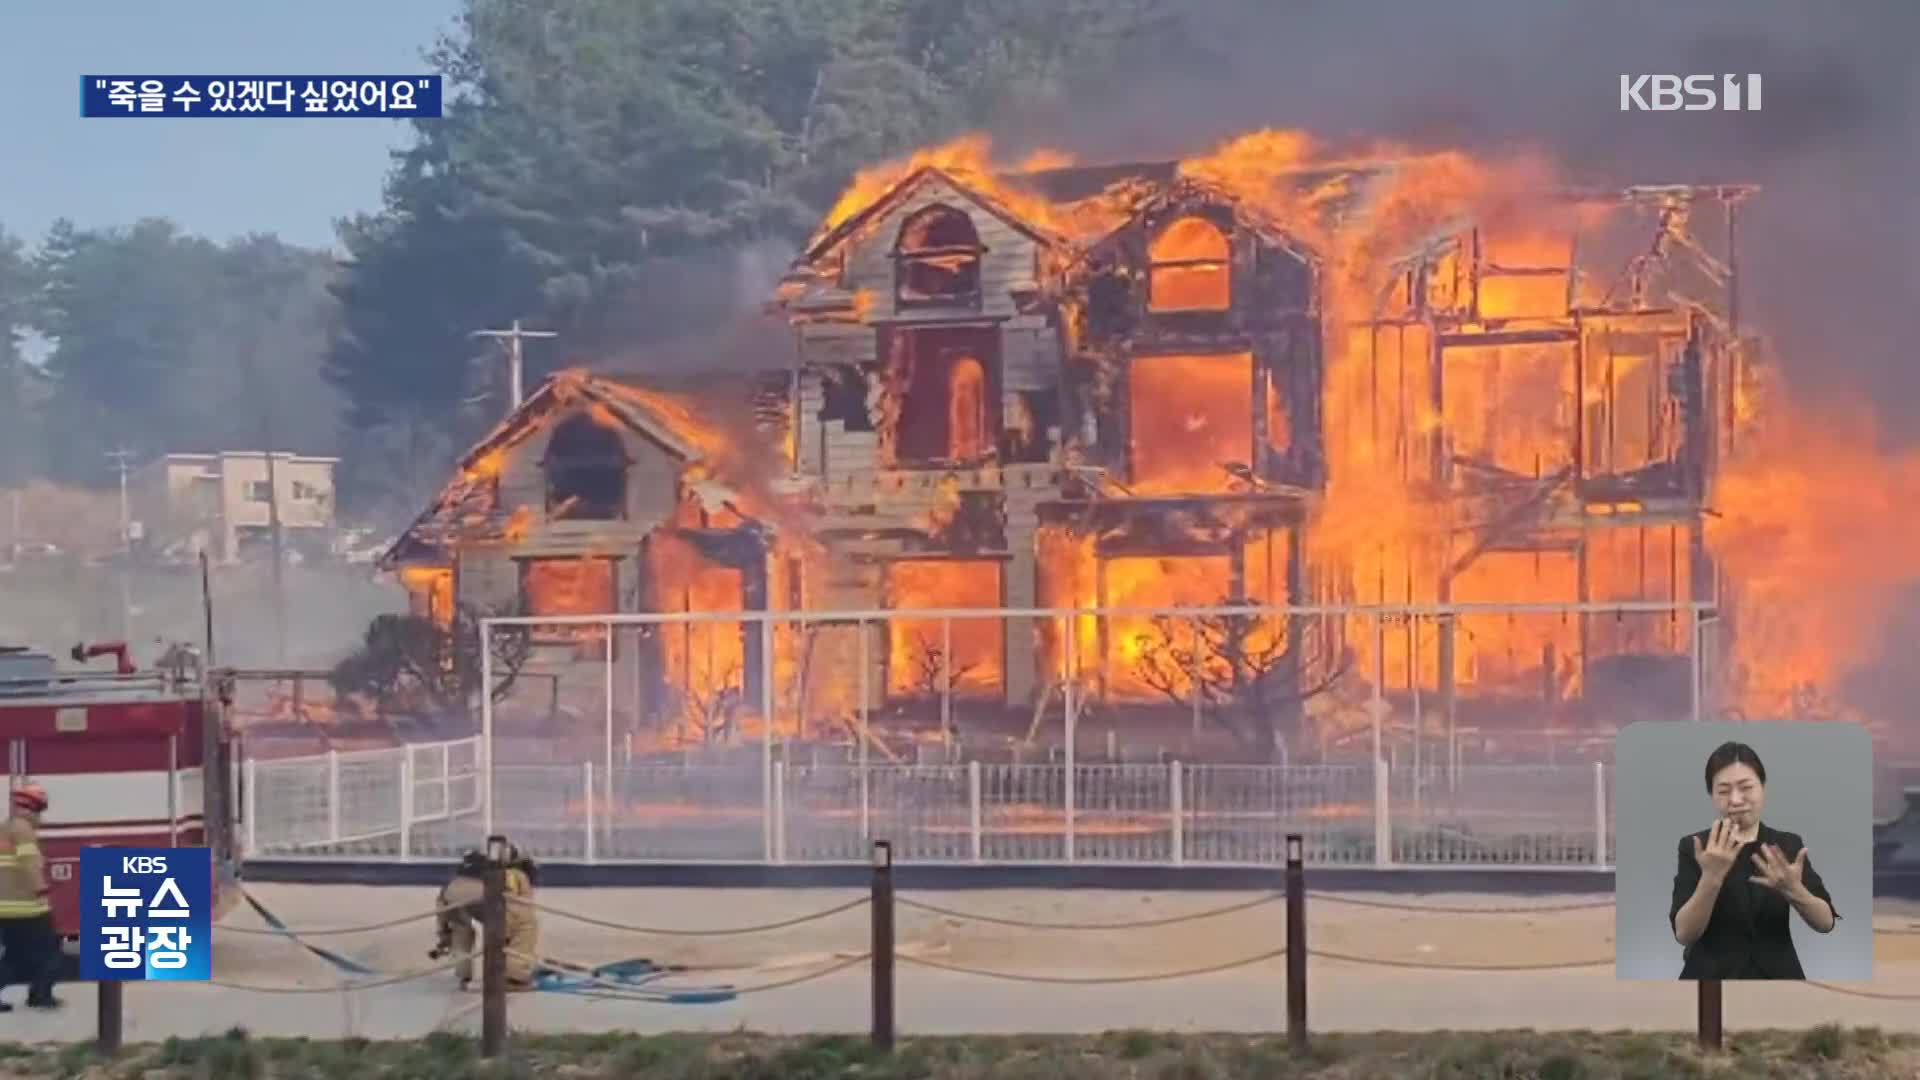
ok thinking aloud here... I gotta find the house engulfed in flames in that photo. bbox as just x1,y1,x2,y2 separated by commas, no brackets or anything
385,132,1763,758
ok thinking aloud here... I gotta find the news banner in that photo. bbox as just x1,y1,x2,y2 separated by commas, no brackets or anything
79,848,213,982
82,76,442,118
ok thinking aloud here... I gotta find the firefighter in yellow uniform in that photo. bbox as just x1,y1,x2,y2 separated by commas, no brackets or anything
497,837,539,989
0,784,60,1011
427,851,488,990
428,840,539,991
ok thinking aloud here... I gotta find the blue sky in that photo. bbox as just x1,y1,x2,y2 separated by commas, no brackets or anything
1,0,461,252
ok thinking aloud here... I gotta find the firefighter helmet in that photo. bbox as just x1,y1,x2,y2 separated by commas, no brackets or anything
11,783,48,813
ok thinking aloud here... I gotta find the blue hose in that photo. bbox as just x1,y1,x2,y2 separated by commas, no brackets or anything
236,889,379,977
534,958,738,1004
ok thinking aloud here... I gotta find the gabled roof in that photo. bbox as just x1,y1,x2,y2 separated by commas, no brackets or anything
376,371,717,570
797,166,1073,267
1073,174,1325,270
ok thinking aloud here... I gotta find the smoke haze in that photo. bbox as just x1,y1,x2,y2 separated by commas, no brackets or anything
1008,1,1919,431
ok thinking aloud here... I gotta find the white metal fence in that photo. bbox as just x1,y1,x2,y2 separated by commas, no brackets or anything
243,737,484,858
243,750,1615,869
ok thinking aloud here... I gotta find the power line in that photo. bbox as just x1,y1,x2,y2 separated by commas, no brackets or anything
471,320,557,412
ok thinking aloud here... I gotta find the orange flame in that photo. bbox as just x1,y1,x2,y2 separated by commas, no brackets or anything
1708,375,1920,719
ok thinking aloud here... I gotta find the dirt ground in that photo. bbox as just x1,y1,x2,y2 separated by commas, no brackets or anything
6,884,1919,1044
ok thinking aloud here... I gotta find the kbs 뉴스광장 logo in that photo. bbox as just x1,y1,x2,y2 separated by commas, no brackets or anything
79,848,212,982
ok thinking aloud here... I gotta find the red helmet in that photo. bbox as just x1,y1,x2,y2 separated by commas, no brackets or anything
11,784,47,813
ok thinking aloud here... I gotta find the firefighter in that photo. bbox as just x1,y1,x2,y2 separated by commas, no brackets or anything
429,840,540,991
426,850,489,990
0,784,61,1010
492,836,540,989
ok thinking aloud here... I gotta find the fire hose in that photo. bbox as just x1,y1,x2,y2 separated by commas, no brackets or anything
531,958,739,1004
237,888,380,977
239,889,736,1003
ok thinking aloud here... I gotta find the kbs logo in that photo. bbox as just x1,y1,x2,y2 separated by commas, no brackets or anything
1620,74,1763,111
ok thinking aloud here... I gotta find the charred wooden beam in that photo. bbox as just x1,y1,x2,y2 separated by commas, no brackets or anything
1436,328,1580,348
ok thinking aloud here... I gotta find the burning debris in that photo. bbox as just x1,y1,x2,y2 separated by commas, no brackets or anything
382,127,1915,762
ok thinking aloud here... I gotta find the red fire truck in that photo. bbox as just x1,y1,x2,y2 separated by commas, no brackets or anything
0,642,241,977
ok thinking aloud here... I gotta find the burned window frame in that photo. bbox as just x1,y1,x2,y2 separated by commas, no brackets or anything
880,556,1009,702
542,412,632,522
892,204,985,310
1147,216,1234,314
515,554,620,652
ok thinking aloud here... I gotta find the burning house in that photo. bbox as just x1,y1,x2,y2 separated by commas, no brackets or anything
386,130,1766,762
378,369,797,742
768,134,1752,758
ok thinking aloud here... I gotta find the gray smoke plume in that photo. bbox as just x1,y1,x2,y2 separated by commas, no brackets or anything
992,1,1920,727
1007,0,1919,432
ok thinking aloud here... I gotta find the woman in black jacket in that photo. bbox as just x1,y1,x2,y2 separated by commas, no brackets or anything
1669,741,1839,979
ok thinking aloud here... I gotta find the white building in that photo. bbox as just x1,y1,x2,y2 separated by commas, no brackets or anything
131,451,339,563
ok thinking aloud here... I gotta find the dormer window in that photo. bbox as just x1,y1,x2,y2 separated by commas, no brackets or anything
1148,217,1232,312
894,205,983,308
544,412,629,520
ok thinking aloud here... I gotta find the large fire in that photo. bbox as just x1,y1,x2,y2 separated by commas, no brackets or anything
814,127,1917,728
429,128,1910,756
1706,376,1920,720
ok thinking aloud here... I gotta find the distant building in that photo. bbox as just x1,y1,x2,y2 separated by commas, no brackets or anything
131,451,340,563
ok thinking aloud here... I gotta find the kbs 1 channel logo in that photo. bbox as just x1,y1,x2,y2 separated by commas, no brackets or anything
81,76,443,118
1619,74,1762,112
79,848,213,982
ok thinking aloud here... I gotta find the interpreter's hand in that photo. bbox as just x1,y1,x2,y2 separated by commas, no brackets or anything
1751,843,1807,895
1692,818,1742,881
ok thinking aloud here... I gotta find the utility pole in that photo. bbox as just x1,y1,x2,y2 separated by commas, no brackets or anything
105,447,136,643
471,320,556,413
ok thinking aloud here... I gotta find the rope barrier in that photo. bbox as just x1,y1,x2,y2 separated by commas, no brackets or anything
1804,981,1920,1002
515,894,871,936
899,947,1287,985
1304,893,1615,915
210,954,471,995
1306,948,1614,972
895,892,1284,930
220,898,460,936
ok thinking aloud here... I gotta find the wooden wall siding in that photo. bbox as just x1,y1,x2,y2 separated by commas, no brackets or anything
838,179,1040,323
1000,317,1058,392
455,546,518,612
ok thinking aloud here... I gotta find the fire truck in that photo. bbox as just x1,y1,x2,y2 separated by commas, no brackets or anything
0,641,241,977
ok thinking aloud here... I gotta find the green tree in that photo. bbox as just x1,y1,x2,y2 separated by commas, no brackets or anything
31,219,343,486
33,218,225,481
324,0,1182,482
0,227,44,486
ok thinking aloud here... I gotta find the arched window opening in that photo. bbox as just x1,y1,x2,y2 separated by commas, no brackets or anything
544,412,629,520
947,355,988,460
895,205,983,307
1149,217,1232,312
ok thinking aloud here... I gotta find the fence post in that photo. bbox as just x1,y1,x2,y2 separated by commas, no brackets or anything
967,760,982,864
772,761,787,865
584,761,596,865
1169,760,1185,866
244,757,258,857
1697,980,1723,1051
1286,833,1307,1053
326,750,341,846
399,749,414,860
1592,762,1607,868
870,840,896,1052
481,836,508,1059
96,980,123,1055
1372,755,1392,868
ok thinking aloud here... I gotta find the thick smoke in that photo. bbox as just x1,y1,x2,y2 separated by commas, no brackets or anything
989,2,1919,725
1007,1,1919,429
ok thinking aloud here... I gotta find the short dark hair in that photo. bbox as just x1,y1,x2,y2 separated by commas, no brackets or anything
1704,741,1766,792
